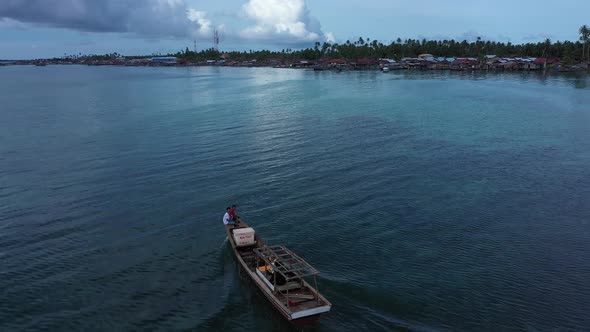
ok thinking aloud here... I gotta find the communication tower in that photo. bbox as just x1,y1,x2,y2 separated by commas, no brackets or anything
214,30,220,51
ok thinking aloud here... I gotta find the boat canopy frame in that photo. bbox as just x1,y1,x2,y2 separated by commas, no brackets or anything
253,245,319,281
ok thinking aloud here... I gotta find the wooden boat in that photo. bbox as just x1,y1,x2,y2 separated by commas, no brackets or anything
224,217,331,325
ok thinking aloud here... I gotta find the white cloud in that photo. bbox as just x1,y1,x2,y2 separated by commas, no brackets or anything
0,17,29,29
240,0,323,42
187,9,212,37
325,31,336,43
1,0,330,47
0,0,211,39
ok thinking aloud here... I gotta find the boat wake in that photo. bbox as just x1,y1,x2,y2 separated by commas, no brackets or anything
316,278,441,331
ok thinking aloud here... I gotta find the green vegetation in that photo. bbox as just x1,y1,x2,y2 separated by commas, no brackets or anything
580,25,590,61
175,31,590,62
53,25,589,64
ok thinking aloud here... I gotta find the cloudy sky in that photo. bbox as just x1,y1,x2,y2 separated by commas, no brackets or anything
0,0,588,59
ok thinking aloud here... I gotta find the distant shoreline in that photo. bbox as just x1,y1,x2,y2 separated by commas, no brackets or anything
2,61,589,74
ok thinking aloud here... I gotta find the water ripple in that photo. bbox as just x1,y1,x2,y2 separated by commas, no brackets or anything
1,67,590,331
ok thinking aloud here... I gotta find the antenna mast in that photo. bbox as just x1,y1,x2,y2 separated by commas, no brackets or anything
214,30,220,51
193,39,197,53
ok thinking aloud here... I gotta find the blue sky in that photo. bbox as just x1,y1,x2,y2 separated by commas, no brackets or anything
0,0,587,59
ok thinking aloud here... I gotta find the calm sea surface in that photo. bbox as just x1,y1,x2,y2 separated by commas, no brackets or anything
1,65,589,331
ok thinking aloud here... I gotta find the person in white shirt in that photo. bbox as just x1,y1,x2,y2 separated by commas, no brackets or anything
223,207,236,225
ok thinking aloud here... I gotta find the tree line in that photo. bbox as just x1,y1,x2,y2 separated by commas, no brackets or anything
176,25,590,64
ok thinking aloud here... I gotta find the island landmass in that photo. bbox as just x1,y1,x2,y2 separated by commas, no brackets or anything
2,25,589,73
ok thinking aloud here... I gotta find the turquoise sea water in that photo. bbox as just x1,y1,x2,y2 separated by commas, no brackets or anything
1,65,589,331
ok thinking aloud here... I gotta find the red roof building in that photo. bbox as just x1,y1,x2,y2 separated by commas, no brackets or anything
533,58,559,64
355,58,380,65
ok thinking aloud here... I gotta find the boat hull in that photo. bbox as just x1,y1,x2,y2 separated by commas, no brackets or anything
292,314,323,327
224,220,330,326
242,262,327,325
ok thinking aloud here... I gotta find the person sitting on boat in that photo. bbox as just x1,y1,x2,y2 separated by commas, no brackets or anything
229,204,237,221
223,207,236,225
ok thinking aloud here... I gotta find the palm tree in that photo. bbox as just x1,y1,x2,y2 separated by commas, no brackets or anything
580,25,589,61
542,38,551,58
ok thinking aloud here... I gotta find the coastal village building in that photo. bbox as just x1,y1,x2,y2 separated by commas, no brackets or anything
418,54,434,59
15,52,579,71
150,57,178,65
353,58,380,69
